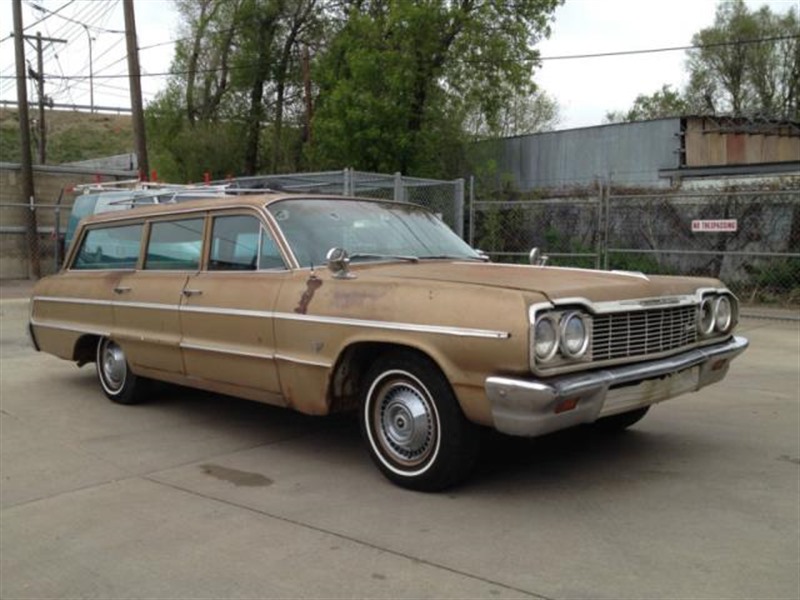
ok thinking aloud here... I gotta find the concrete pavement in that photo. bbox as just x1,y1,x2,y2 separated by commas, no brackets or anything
1,293,798,599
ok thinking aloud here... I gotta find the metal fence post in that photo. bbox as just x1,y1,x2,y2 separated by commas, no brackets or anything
453,178,465,238
468,175,475,246
602,182,610,270
393,172,403,203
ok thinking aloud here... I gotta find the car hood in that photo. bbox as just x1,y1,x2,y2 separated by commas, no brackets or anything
360,261,721,304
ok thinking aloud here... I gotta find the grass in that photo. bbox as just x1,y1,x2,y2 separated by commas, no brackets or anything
0,108,133,164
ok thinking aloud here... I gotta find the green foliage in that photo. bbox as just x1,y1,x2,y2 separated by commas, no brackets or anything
605,85,688,123
311,0,562,177
0,109,132,165
606,252,670,276
146,0,562,180
686,0,799,119
608,0,799,121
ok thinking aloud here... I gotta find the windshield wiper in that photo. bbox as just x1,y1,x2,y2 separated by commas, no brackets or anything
349,253,419,263
419,255,489,262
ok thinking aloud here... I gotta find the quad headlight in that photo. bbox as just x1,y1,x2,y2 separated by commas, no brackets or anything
559,312,590,358
533,315,559,361
698,293,737,337
531,309,591,366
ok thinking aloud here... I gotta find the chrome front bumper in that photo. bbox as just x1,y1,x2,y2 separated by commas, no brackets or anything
485,336,749,437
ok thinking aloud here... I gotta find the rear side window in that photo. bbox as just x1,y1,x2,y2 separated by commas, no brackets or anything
72,224,143,270
65,195,99,250
145,218,204,271
209,215,285,271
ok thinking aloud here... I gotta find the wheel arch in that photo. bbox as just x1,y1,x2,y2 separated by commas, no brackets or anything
73,334,101,366
328,341,455,414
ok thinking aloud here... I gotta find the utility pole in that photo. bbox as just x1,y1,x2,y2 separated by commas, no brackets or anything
82,25,95,112
123,0,148,179
12,0,40,278
18,32,66,164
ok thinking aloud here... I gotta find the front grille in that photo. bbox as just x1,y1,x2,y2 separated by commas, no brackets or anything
592,305,697,361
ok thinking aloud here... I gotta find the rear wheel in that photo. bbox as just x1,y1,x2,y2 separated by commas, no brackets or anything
96,337,148,405
359,351,479,491
593,406,650,432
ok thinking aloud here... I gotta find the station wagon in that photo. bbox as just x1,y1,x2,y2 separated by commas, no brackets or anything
29,193,749,490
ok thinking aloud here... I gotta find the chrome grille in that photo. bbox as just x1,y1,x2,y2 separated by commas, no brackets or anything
592,305,698,361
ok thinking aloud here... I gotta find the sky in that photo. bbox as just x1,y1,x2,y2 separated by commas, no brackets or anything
0,0,796,131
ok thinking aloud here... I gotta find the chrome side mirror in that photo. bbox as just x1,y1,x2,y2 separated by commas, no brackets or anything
529,247,549,266
326,247,356,279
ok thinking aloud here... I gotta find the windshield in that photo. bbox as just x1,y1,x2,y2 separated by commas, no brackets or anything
268,199,479,267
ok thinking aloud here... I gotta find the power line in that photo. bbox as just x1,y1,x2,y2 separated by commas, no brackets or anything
2,32,797,84
26,0,124,35
538,34,799,61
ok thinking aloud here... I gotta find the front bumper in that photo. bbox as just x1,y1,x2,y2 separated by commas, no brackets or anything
485,335,749,437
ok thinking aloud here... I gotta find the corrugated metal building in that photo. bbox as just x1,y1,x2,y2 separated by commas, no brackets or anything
483,116,799,191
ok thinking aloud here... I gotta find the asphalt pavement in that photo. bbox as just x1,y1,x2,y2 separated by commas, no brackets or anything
1,288,798,599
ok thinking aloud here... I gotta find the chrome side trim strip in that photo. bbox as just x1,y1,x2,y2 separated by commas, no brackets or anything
274,311,511,339
180,305,272,319
32,295,111,307
29,318,109,337
274,353,332,368
180,341,275,360
31,296,511,340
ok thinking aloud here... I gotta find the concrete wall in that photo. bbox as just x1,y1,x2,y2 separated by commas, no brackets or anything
0,164,133,279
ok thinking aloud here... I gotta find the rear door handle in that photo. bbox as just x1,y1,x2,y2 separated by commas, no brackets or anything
113,286,131,294
182,289,203,297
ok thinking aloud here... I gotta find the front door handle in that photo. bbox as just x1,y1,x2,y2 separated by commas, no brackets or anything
113,286,131,294
182,289,203,297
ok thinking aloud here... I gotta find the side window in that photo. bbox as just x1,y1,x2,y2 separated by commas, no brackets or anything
72,224,143,270
260,229,285,270
145,218,204,271
209,215,285,271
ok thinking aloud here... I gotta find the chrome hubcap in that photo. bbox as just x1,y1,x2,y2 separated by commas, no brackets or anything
377,382,435,466
101,341,126,391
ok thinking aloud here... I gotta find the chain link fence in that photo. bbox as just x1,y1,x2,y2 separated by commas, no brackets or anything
0,167,465,279
223,169,464,236
470,184,800,313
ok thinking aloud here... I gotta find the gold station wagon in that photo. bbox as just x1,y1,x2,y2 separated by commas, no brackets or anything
29,193,749,490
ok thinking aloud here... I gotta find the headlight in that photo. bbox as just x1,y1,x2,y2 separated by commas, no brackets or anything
714,295,733,333
559,312,590,358
534,315,559,362
698,297,715,336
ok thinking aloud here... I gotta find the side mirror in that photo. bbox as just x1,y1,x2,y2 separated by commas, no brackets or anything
326,247,356,279
529,247,549,266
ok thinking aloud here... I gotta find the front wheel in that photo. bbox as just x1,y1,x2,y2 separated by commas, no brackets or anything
96,337,148,405
359,351,479,492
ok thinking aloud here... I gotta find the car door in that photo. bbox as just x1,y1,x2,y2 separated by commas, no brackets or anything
112,215,206,376
31,221,143,359
179,211,288,400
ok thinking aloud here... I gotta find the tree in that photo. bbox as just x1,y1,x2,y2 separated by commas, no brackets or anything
685,0,798,119
608,0,799,122
468,88,560,138
310,0,562,177
148,0,561,181
605,85,688,123
147,0,321,181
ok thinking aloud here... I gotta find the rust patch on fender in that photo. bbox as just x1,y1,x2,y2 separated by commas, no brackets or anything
295,277,323,314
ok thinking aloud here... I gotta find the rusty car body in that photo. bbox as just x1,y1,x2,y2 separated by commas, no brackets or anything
29,193,748,490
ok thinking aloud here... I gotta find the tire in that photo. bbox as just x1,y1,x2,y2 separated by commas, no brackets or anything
359,351,479,492
593,406,650,432
96,337,148,405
